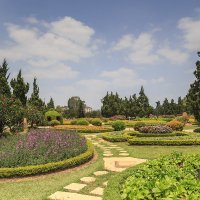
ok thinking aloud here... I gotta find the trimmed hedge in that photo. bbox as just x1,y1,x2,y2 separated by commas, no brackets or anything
133,131,188,137
128,137,200,146
101,132,127,142
0,140,94,178
78,128,113,133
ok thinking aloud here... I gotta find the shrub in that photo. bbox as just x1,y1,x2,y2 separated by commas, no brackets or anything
102,132,127,142
110,115,126,120
139,125,173,134
76,119,89,125
90,119,102,126
50,120,60,126
134,122,146,131
112,121,126,131
121,153,200,200
45,110,63,124
166,120,184,131
193,128,200,133
176,116,189,125
70,120,77,125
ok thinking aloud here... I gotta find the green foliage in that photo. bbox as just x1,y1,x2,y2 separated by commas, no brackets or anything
0,96,24,135
10,70,29,106
176,116,189,125
134,122,146,131
187,52,200,122
78,100,85,118
193,128,200,133
46,97,55,110
76,119,89,125
166,120,184,131
101,132,127,142
112,120,126,131
121,153,200,200
49,119,60,126
45,109,63,124
0,140,94,178
85,110,102,118
26,105,45,127
0,59,11,97
90,118,102,126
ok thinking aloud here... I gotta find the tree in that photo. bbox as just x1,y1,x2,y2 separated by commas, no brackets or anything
0,59,11,97
78,100,85,118
186,52,200,122
10,70,29,106
0,96,24,135
155,101,162,117
47,97,55,110
28,78,45,111
137,86,152,117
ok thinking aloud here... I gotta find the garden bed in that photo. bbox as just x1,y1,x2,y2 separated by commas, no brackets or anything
0,129,94,177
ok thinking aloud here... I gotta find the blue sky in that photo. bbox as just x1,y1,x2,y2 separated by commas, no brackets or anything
0,0,199,109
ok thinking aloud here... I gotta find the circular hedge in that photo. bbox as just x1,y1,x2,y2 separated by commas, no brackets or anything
0,130,94,178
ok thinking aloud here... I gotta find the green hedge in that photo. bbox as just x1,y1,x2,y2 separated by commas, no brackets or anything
133,131,188,137
78,128,113,133
0,141,94,178
101,132,127,142
128,137,200,146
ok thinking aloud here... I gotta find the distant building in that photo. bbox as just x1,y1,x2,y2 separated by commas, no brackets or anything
85,106,92,113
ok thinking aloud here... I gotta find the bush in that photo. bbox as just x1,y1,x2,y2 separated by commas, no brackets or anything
193,128,200,133
176,116,189,125
112,121,126,131
45,110,63,124
76,119,89,125
50,120,60,126
166,120,184,131
0,140,94,178
90,119,102,126
134,122,146,131
70,120,77,125
102,132,127,142
139,125,173,134
121,153,200,200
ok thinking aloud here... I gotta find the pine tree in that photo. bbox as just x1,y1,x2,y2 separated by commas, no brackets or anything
78,100,85,118
28,78,45,110
47,97,55,110
186,52,200,122
0,59,11,97
10,70,29,106
162,98,171,115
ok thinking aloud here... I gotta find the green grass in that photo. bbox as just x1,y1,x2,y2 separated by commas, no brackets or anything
184,124,199,130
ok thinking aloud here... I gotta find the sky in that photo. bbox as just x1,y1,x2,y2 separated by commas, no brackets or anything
0,0,199,109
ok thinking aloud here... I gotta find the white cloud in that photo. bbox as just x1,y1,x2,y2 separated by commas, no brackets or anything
101,67,146,86
157,47,189,64
112,33,160,65
178,17,200,51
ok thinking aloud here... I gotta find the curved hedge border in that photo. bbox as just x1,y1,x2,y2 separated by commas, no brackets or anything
0,141,94,178
128,137,200,145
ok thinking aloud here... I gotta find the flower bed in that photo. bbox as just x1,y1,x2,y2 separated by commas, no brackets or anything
53,125,113,133
0,129,94,177
103,153,200,200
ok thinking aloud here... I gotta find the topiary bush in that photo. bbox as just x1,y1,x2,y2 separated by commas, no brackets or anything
166,120,184,131
76,119,89,125
139,125,173,134
193,128,200,133
49,120,60,126
90,118,102,126
45,109,63,124
112,121,126,131
134,122,146,131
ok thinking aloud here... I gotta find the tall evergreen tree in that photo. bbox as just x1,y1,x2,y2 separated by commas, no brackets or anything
0,59,11,97
162,98,171,115
28,78,45,110
186,52,200,122
78,100,85,118
10,70,29,106
47,97,55,110
155,101,162,116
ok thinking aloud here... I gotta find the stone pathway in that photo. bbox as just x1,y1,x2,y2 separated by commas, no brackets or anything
48,134,146,200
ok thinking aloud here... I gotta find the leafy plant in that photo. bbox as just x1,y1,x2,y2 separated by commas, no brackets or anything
166,120,184,131
139,125,173,134
112,121,126,131
90,118,102,126
134,122,146,131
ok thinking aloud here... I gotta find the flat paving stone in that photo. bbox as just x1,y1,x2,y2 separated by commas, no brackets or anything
49,191,102,200
94,171,109,176
109,145,118,147
119,153,129,156
80,177,96,184
119,151,127,153
103,181,108,187
64,183,87,192
103,153,113,157
90,187,104,196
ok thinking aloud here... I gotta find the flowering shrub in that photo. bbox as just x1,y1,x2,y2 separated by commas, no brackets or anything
0,129,87,168
139,125,173,134
166,120,184,131
134,122,146,131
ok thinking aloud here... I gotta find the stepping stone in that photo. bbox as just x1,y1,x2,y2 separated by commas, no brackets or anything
64,183,86,192
119,153,129,156
90,187,104,196
104,151,112,154
80,177,96,184
103,181,108,187
119,151,127,153
94,171,109,176
109,145,117,147
103,153,113,157
49,191,102,200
